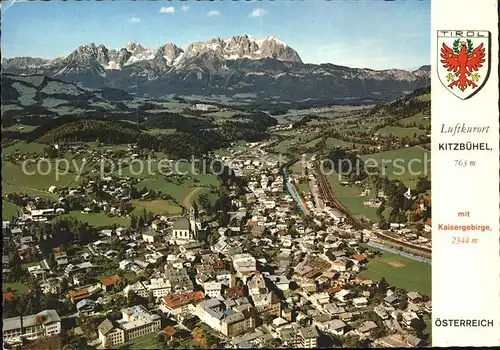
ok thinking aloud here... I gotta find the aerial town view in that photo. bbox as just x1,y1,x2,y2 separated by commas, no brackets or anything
1,1,432,349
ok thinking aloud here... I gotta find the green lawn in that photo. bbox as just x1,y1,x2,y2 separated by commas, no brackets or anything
359,248,431,297
2,124,38,133
2,141,46,156
302,137,322,149
2,200,20,219
206,110,246,118
375,126,427,138
301,136,368,152
195,188,219,207
2,282,28,294
21,262,40,269
137,171,218,204
132,199,182,216
290,160,306,175
274,138,296,154
423,316,432,345
289,161,309,194
116,334,198,349
117,334,158,349
342,121,381,133
296,182,310,194
145,128,177,136
326,171,378,221
399,112,431,127
325,137,358,149
2,183,58,200
2,160,80,191
416,93,431,102
55,211,130,228
361,146,431,188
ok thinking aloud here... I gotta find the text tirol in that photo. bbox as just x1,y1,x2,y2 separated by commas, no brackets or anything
438,30,489,38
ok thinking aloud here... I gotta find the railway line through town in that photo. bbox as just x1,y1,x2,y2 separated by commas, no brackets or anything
313,162,432,260
313,162,366,230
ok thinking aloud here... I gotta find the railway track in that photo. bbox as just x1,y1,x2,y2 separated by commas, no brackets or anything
313,162,432,258
373,231,432,257
313,162,366,229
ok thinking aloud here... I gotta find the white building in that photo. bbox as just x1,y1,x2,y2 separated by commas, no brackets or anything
352,297,368,308
203,281,223,299
29,208,55,221
3,310,61,346
324,207,345,224
123,277,172,298
98,305,161,348
171,208,198,243
142,231,159,243
171,218,193,241
232,253,257,277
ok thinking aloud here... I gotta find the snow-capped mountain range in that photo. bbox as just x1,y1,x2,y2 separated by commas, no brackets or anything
2,35,430,102
4,36,301,74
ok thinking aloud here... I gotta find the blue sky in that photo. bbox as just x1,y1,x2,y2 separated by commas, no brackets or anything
1,0,430,70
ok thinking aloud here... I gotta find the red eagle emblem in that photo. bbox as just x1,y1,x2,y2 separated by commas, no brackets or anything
440,39,485,92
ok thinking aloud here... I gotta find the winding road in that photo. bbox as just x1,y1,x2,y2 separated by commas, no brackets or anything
181,187,203,208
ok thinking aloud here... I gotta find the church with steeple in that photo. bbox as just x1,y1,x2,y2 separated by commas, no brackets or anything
169,206,203,244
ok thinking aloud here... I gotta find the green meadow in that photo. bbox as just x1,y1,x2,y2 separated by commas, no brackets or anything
359,247,431,297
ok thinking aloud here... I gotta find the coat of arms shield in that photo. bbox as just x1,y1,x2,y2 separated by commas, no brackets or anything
437,30,491,100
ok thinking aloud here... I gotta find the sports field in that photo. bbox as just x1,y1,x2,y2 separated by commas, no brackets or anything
359,247,431,297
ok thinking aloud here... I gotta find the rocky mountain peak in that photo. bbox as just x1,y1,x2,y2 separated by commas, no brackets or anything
122,42,155,66
124,42,147,55
2,34,428,101
157,43,184,66
182,35,302,63
258,36,301,63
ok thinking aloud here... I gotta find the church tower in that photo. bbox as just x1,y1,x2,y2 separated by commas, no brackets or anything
189,206,198,237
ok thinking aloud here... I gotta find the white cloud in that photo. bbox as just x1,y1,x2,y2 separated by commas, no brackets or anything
159,6,175,14
182,5,190,12
207,10,220,17
250,8,268,18
127,16,141,24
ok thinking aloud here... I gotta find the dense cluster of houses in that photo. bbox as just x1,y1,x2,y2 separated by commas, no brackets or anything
2,141,431,349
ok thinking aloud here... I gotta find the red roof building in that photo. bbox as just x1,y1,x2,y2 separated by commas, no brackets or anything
162,291,205,311
327,286,342,295
3,291,15,303
53,248,68,259
225,288,245,299
68,288,91,303
353,254,366,262
162,326,178,338
100,275,121,290
213,259,228,270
